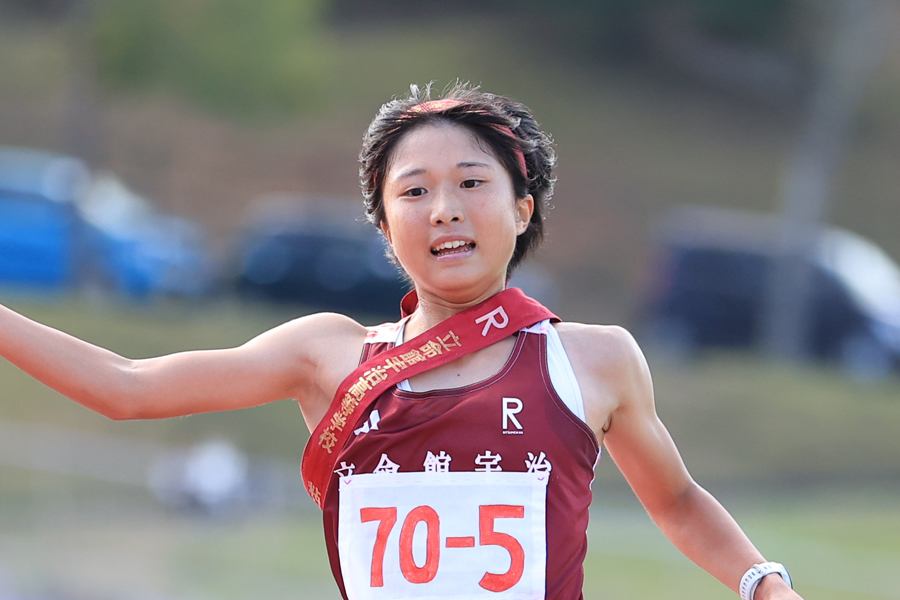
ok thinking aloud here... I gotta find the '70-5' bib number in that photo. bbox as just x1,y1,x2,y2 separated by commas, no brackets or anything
338,471,548,600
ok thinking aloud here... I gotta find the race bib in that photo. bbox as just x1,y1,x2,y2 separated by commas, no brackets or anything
338,471,548,600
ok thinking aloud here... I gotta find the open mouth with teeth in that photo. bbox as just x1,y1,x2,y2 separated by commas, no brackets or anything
431,240,476,256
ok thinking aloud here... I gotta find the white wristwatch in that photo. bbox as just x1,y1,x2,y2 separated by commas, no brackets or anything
739,562,792,600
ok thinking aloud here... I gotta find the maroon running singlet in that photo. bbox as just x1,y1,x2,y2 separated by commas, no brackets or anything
322,319,600,600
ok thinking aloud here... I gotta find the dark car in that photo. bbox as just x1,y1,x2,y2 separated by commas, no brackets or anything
234,196,409,318
638,206,900,378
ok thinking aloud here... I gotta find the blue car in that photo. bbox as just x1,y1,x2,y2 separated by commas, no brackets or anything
0,148,92,291
0,147,214,299
79,173,216,299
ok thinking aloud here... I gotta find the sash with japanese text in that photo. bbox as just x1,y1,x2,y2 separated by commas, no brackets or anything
301,287,557,508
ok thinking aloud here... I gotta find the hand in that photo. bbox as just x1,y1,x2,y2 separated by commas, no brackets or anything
755,573,804,600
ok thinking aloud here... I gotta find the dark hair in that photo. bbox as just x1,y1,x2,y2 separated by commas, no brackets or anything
360,82,556,278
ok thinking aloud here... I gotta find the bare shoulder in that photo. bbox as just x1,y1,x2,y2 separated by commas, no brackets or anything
246,311,371,430
554,322,650,391
252,311,369,375
272,311,369,343
552,322,653,436
554,323,645,373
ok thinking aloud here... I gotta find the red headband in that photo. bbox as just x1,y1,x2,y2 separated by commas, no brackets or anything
407,98,467,114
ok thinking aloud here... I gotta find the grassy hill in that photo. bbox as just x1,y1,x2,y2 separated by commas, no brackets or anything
2,15,900,326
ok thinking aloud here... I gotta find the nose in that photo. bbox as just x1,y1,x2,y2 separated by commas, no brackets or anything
429,186,464,226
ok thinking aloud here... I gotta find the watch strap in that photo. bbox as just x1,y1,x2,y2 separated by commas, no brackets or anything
740,561,792,600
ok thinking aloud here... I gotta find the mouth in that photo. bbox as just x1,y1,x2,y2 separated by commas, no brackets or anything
431,239,476,257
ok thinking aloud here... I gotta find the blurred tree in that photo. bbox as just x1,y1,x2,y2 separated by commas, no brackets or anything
514,0,795,52
63,0,105,166
0,0,108,164
330,0,795,53
685,0,792,41
762,0,893,365
93,0,331,118
0,0,78,20
328,0,806,103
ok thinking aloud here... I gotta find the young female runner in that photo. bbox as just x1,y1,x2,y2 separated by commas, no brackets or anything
0,83,802,600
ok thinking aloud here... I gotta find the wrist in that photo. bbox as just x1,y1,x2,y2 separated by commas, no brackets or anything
739,562,792,600
753,571,792,600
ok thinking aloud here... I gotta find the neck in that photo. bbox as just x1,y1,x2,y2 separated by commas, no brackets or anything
405,283,506,338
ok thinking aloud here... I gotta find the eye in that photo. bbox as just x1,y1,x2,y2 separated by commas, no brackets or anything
404,187,427,198
461,179,481,189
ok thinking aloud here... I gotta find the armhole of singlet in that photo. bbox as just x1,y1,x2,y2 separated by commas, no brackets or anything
362,318,414,391
360,317,408,363
543,322,587,423
394,321,413,392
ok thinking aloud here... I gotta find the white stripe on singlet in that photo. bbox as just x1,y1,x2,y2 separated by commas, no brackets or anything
523,320,587,423
364,318,587,424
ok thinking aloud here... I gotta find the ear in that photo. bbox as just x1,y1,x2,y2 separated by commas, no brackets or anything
515,195,534,235
380,219,393,246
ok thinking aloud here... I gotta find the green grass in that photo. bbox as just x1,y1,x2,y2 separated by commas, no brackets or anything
586,488,900,600
1,487,898,599
647,352,900,486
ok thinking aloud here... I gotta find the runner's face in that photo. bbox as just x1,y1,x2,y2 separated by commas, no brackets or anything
380,123,533,303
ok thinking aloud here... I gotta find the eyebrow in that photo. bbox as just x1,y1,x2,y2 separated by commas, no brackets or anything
394,161,491,181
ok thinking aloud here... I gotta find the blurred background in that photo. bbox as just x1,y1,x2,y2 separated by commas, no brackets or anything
1,0,899,598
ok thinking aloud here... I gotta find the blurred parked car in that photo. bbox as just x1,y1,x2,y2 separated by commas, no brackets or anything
235,195,408,318
80,173,216,298
638,206,900,378
0,147,215,299
0,148,93,291
0,147,91,204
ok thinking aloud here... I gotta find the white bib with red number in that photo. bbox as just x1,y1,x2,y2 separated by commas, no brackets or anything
338,471,548,599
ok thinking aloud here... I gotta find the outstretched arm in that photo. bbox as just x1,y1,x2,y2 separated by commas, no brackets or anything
561,324,801,600
0,303,366,425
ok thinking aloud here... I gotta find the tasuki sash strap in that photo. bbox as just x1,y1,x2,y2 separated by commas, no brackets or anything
301,288,557,508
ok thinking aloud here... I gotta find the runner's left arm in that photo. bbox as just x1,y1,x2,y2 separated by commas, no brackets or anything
592,327,803,600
